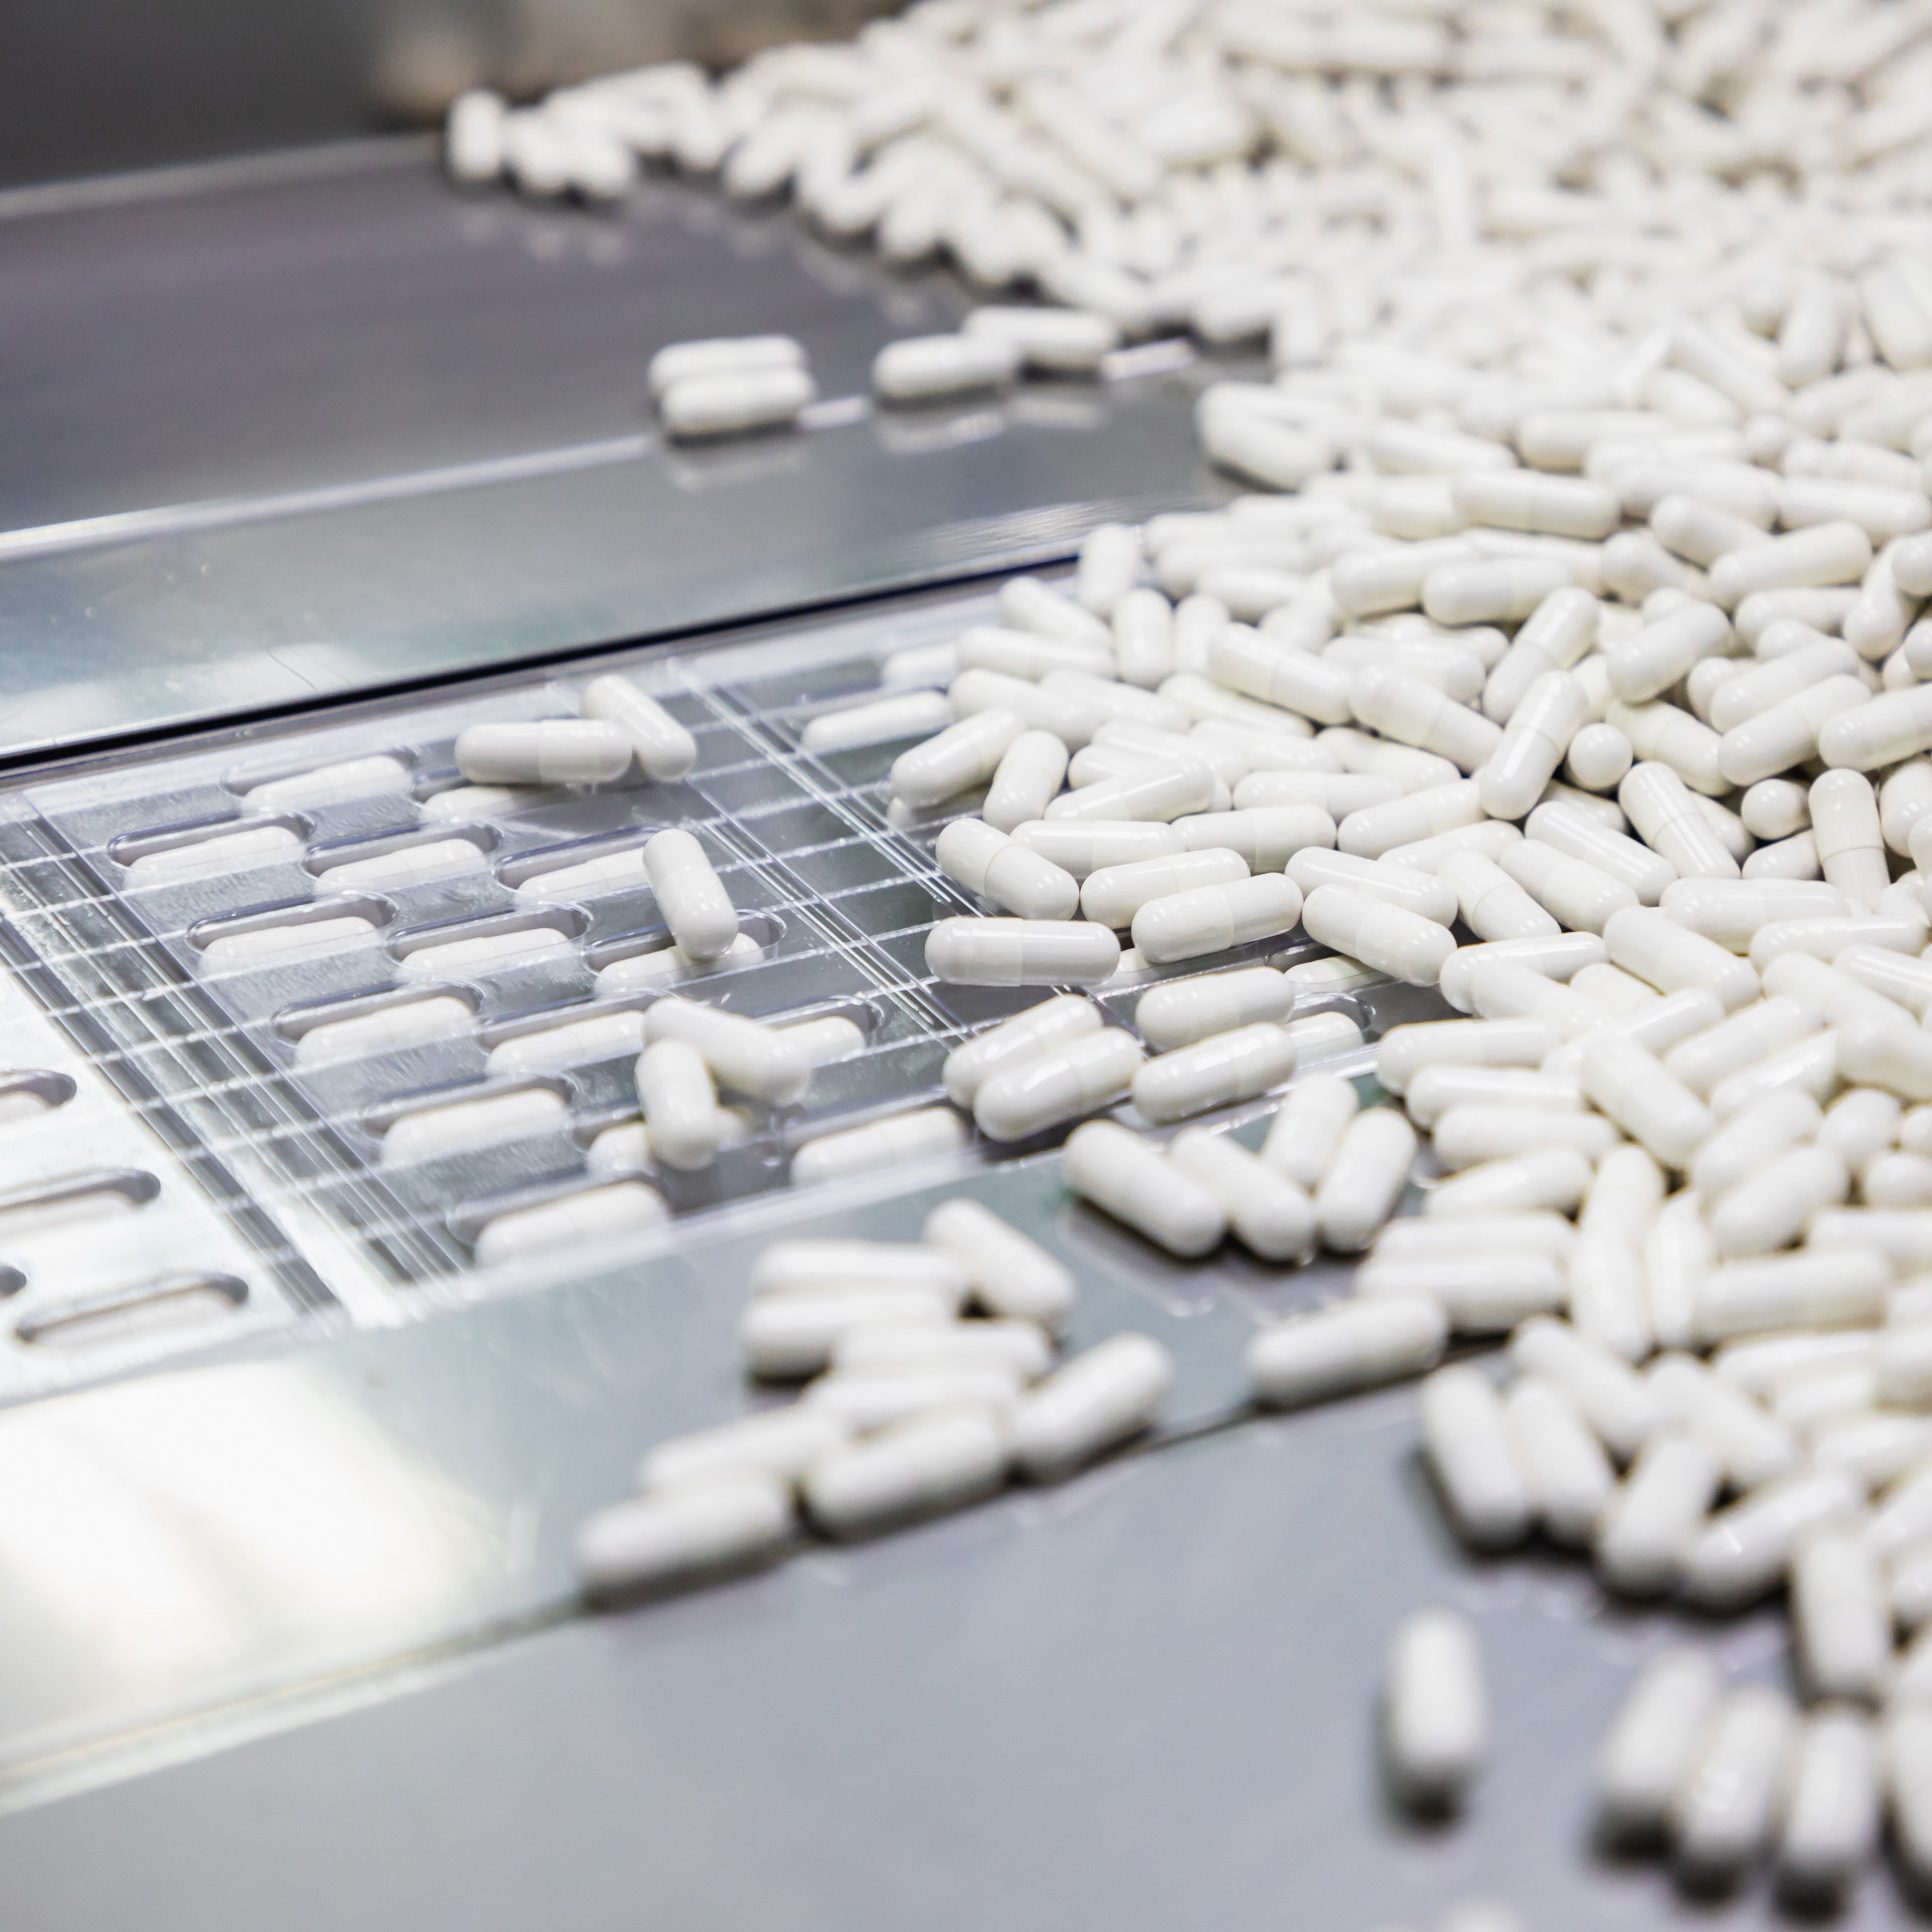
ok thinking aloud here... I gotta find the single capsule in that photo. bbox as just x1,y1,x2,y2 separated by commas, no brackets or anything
1172,804,1336,871
923,1198,1075,1331
1044,760,1216,824
1693,1250,1892,1345
790,1108,967,1185
642,829,739,962
936,819,1082,920
1081,849,1248,929
1338,778,1485,859
1603,905,1759,1012
638,1407,852,1495
1504,1377,1615,1547
1484,585,1600,723
1261,1072,1360,1187
1350,665,1504,772
582,673,698,781
1010,818,1184,877
802,1405,1010,1539
1383,1606,1490,1812
634,1038,722,1171
1133,965,1292,1052
983,732,1071,834
1246,1294,1446,1407
1423,557,1574,628
873,331,1019,401
1419,1366,1529,1549
1301,884,1455,986
660,364,816,437
1013,1333,1172,1481
802,692,953,754
1595,1433,1722,1597
973,1029,1143,1141
1605,601,1731,704
1132,1022,1298,1124
1509,1317,1658,1461
1594,1650,1723,1845
1671,1687,1797,1885
941,995,1099,1108
1778,1708,1881,1902
1061,1119,1225,1257
1285,848,1457,924
1621,763,1739,880
1792,1530,1891,1705
1112,589,1175,688
1376,1016,1556,1093
1811,769,1888,910
737,1286,958,1381
1315,1107,1417,1250
1527,799,1676,904
891,709,1025,808
1707,1144,1849,1258
647,334,803,398
1131,874,1303,965
455,719,631,786
1478,669,1591,819
1497,840,1636,935
573,1474,791,1601
925,917,1120,987
1439,851,1560,942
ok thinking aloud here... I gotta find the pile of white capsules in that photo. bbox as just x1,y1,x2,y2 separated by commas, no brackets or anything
445,0,1932,1914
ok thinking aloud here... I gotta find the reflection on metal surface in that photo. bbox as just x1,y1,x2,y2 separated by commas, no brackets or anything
0,1363,499,1773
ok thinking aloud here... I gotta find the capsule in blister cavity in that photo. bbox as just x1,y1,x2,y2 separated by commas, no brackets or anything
488,1010,645,1078
1131,874,1303,964
296,994,473,1067
892,708,1024,808
1013,1333,1172,1481
924,1197,1076,1331
398,923,572,980
1594,1649,1723,1845
936,819,1080,920
941,995,1100,1109
1248,1295,1445,1408
1134,965,1291,1052
642,829,739,961
643,996,812,1104
926,916,1120,987
873,331,1019,401
660,364,816,437
1420,1365,1528,1549
514,846,647,905
474,1180,668,1265
1315,1107,1416,1250
1261,1071,1359,1187
791,1108,967,1185
383,1087,568,1164
1302,883,1455,986
1062,1118,1225,1257
455,720,631,786
242,754,410,811
421,783,528,823
319,838,488,891
129,823,301,879
974,1028,1142,1141
582,673,698,781
574,1474,791,1601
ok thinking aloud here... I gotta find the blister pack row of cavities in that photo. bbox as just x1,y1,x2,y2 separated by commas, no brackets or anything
0,583,1386,1345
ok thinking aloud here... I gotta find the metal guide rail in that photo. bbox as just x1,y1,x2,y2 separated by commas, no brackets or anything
0,574,1409,1403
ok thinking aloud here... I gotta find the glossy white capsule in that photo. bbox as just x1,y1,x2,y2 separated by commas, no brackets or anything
1424,557,1574,628
1708,1144,1849,1258
1338,779,1487,859
964,305,1117,373
892,708,1024,808
1455,468,1619,540
1710,521,1875,607
1356,1247,1567,1332
802,1404,1009,1539
1510,1316,1658,1461
1684,1466,1867,1609
936,819,1081,921
1694,1250,1892,1343
1659,879,1849,955
1315,1107,1417,1251
801,691,953,755
1133,966,1292,1053
792,1108,969,1184
1419,1366,1529,1549
1012,1333,1171,1482
660,364,815,437
1477,670,1590,821
1426,1147,1592,1219
420,783,526,823
512,846,648,906
1350,666,1503,773
573,1474,790,1600
781,1015,865,1068
1595,1434,1722,1597
941,996,1100,1109
634,1038,722,1171
1109,590,1174,690
1594,1648,1723,1844
642,829,738,961
472,1177,668,1264
639,1407,852,1495
1604,905,1758,1012
1792,1531,1890,1704
1080,850,1246,929
1504,1377,1615,1546
1300,884,1454,986
1528,800,1676,903
241,754,410,811
1010,819,1184,879
1376,1017,1555,1095
873,331,1019,401
1246,1294,1446,1408
1164,1129,1310,1260
582,673,698,781
1402,1066,1580,1130
454,720,631,787
1045,760,1215,825
1131,874,1303,965
1604,601,1731,705
1576,1035,1713,1170
643,996,812,1105
1430,1104,1618,1173
317,837,488,892
295,994,472,1066
396,923,572,981
996,577,1114,652
1810,769,1889,910
1482,586,1599,724
1778,1708,1881,1901
749,1239,969,1306
1261,1072,1360,1187
1062,1119,1224,1257
129,822,302,880
1173,805,1335,872
982,732,1071,835
1620,763,1739,881
383,1087,568,1164
964,627,1113,683
925,917,1120,987
1132,1023,1298,1125
1492,840,1633,936
648,335,802,399
487,1010,646,1079
1285,848,1456,924
972,1029,1143,1142
923,1199,1075,1331
1672,1686,1798,1884
1437,850,1559,943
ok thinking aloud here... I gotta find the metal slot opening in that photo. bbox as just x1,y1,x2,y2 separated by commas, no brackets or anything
0,1071,78,1122
0,1168,161,1235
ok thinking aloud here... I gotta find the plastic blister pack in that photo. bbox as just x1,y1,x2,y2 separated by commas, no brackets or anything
0,576,1391,1391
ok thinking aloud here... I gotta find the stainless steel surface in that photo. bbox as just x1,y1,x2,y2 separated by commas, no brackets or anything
0,149,1233,762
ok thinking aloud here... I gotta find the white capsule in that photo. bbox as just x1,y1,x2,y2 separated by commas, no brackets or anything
801,691,953,755
1338,780,1489,861
1132,1023,1298,1127
1476,669,1590,822
295,994,472,1067
1401,1068,1579,1133
982,732,1071,835
639,1407,852,1495
934,819,1078,921
1260,1072,1360,1187
1708,1144,1849,1258
581,673,697,781
1009,819,1185,879
1695,1250,1892,1344
396,923,572,981
1618,764,1737,883
738,1286,957,1382
1820,1083,1904,1169
872,331,1019,401
1528,800,1676,904
1382,1606,1489,1814
1793,1530,1891,1705
801,1404,1008,1538
1595,1433,1721,1597
964,305,1117,373
1511,1315,1659,1461
1595,1648,1723,1845
1430,1103,1619,1173
1350,666,1503,774
1455,468,1618,540
1282,849,1452,926
1044,760,1215,824
420,783,527,823
473,1176,669,1264
1778,1707,1881,1901
924,917,1120,988
382,1087,566,1164
1130,874,1303,965
1013,1333,1172,1482
1606,601,1731,705
573,1474,790,1600
1377,1018,1555,1096
629,1038,718,1171
1671,1685,1798,1883
941,995,1100,1109
642,996,811,1105
918,1199,1072,1332
1133,965,1292,1052
1061,1119,1224,1257
970,1029,1143,1143
962,627,1113,684
487,1010,646,1079
1648,1353,1800,1493
1315,1107,1418,1251
1498,1375,1612,1546
1810,769,1889,911
638,828,737,962
648,335,803,400
1298,884,1453,987
454,720,631,787
240,754,410,810
1356,1246,1567,1332
1173,806,1335,873
1424,558,1574,628
1163,1128,1311,1261
892,709,1024,808
660,364,815,437
1419,1366,1528,1550
1604,905,1759,1013
749,1239,969,1306
791,1108,968,1185
1709,521,1875,608
1247,1294,1446,1408
1079,849,1246,929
